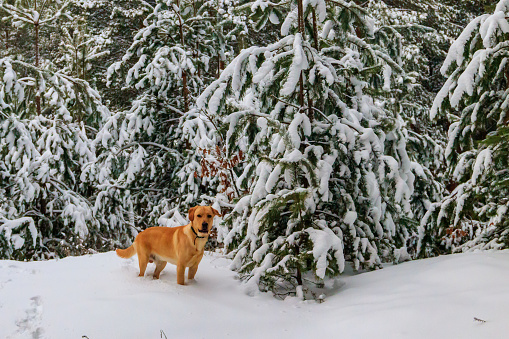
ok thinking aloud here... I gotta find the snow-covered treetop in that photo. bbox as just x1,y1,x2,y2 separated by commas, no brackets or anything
0,0,71,27
431,0,509,119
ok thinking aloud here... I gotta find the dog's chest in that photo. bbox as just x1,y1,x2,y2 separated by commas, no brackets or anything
185,252,203,267
154,254,178,265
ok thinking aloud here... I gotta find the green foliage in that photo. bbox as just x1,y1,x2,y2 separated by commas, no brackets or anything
419,0,509,255
185,0,449,299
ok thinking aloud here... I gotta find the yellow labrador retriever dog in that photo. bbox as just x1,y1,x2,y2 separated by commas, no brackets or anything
116,206,220,285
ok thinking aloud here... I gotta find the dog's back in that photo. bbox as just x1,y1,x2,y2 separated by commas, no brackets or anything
116,226,182,259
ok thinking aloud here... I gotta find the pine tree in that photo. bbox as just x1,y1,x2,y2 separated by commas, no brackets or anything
66,0,153,109
0,2,12,57
88,0,243,234
365,0,449,228
57,21,109,82
419,0,509,255
0,0,110,259
190,0,430,298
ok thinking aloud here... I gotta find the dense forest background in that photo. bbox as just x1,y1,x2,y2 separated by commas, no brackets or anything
1,0,507,298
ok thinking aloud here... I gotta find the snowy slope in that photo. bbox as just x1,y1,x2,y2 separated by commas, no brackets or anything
0,251,508,339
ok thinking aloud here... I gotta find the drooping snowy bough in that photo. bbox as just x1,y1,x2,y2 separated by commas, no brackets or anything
0,57,109,259
419,0,509,255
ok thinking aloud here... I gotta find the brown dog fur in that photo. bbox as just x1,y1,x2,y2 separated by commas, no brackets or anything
116,206,220,285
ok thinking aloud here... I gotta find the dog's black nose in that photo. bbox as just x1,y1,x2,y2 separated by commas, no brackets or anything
202,222,208,228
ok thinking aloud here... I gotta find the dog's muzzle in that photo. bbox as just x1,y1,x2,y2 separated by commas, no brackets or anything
200,222,208,233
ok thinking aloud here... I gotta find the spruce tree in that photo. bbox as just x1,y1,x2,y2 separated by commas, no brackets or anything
66,0,153,109
190,0,431,298
419,0,509,255
0,0,110,259
366,0,449,227
88,0,243,234
57,21,109,82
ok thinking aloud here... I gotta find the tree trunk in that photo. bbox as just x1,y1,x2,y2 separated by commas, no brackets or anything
298,73,305,109
297,0,305,111
196,41,201,78
297,0,304,33
308,9,319,122
312,8,318,51
193,1,201,79
35,24,39,67
35,22,41,116
505,66,509,125
296,266,303,286
75,39,79,78
83,44,86,81
219,55,224,76
183,70,189,112
307,92,314,123
34,0,41,116
294,240,303,286
5,28,9,51
177,0,189,112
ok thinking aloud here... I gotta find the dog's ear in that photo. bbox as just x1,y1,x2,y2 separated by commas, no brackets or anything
188,206,197,222
211,207,221,217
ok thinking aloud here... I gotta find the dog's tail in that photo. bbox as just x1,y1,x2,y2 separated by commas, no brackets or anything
116,244,136,258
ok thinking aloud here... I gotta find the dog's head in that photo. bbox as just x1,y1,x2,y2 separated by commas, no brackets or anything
188,205,221,235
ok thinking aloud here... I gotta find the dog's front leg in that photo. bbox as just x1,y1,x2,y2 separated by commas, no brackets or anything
188,263,199,280
176,264,186,285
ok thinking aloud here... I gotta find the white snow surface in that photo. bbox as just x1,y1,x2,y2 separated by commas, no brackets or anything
1,250,508,338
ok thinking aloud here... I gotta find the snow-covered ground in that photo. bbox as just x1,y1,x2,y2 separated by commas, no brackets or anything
0,250,508,339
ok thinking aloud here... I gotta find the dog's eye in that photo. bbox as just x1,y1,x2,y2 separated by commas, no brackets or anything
197,215,202,218
208,215,212,218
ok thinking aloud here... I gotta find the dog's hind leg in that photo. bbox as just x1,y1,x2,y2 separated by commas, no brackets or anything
137,252,150,277
153,260,167,279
